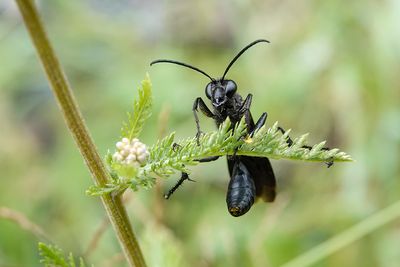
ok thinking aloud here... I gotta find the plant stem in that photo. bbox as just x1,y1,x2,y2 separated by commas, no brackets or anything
281,200,400,267
14,1,146,266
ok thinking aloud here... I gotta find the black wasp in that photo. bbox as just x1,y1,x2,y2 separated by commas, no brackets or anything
151,39,332,217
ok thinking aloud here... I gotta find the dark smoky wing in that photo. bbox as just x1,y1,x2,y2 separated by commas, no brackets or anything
227,157,235,177
228,156,276,202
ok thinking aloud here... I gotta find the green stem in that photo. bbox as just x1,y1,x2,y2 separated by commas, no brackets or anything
14,1,146,266
281,200,400,267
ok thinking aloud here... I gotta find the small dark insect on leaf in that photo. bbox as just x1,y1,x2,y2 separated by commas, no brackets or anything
172,142,182,152
151,39,333,217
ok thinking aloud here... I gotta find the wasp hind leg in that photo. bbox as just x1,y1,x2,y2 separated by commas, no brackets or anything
164,172,196,199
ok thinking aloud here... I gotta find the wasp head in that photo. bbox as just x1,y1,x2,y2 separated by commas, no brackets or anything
205,80,237,107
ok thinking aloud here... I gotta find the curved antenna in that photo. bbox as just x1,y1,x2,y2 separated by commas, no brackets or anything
221,39,270,80
150,59,214,81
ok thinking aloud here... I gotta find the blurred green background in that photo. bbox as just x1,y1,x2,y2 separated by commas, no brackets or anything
1,0,400,266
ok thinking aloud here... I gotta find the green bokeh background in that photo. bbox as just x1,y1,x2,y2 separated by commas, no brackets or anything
1,0,399,266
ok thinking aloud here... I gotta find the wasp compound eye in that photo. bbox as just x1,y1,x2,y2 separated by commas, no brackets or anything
225,80,237,97
205,82,213,99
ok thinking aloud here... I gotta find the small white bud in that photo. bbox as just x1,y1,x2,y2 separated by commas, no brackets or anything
122,137,130,144
137,147,146,155
120,149,128,156
129,147,137,154
116,142,124,150
137,154,147,163
126,154,136,161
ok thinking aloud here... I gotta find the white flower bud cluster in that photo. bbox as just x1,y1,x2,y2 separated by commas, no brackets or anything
112,138,149,167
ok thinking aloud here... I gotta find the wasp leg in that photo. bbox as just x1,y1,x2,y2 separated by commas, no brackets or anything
239,96,270,140
193,97,215,145
164,156,220,199
249,112,267,137
164,172,195,199
196,156,220,162
277,126,334,168
239,94,253,113
239,94,255,133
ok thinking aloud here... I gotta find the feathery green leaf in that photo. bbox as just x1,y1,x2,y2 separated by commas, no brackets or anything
38,243,88,267
121,74,152,139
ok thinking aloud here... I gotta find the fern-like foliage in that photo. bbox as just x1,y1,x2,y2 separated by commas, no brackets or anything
38,243,88,267
120,74,152,139
88,119,352,196
140,118,352,178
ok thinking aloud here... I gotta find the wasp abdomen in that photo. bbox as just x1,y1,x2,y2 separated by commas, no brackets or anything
226,161,256,217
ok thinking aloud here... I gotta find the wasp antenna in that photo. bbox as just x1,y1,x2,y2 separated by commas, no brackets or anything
150,59,214,81
221,39,270,80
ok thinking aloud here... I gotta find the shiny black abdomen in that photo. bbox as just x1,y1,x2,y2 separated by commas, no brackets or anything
226,161,256,217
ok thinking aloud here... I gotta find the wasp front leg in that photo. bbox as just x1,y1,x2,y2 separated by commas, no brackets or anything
250,112,267,136
193,97,215,145
239,94,268,135
238,94,254,133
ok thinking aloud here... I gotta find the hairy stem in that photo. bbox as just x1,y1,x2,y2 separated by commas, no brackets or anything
14,1,146,266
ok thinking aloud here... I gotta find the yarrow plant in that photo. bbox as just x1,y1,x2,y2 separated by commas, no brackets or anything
86,75,352,197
